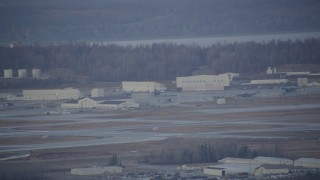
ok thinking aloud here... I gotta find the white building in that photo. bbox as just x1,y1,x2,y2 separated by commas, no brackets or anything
254,156,293,165
3,69,13,78
254,164,289,176
204,163,261,176
250,79,288,85
122,81,167,92
61,97,139,109
71,166,122,176
23,88,80,100
176,74,233,91
91,88,105,97
294,158,320,168
18,69,27,78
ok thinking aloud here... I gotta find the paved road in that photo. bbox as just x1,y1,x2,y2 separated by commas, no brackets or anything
1,99,320,152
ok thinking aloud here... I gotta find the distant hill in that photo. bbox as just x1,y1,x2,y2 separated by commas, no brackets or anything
1,0,320,43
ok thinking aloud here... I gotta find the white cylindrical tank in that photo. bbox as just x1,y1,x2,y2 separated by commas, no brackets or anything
32,68,41,79
18,69,27,78
4,69,13,78
91,88,105,97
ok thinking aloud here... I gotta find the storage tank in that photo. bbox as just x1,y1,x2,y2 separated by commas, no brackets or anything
32,68,41,79
18,69,27,78
4,69,13,78
91,88,105,97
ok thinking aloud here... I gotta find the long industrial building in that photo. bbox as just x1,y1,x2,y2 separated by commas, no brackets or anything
122,81,167,92
23,88,81,100
176,73,238,91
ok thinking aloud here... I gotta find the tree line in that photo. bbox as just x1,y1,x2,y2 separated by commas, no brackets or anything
143,142,283,165
1,38,320,82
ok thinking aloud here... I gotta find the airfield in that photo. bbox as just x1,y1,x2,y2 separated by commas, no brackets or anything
1,87,320,179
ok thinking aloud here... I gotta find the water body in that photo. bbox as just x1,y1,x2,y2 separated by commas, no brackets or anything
99,31,320,47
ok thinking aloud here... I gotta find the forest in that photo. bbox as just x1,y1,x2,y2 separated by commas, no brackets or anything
1,0,320,43
1,38,320,82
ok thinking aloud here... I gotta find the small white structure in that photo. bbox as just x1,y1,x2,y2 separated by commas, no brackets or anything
254,164,289,176
216,98,226,105
122,81,166,92
18,69,27,78
71,166,122,176
266,67,277,74
62,97,139,109
176,74,233,91
254,156,293,165
3,69,13,78
91,88,105,97
294,158,320,168
250,79,288,85
297,78,308,87
32,68,41,79
218,157,256,164
23,88,80,100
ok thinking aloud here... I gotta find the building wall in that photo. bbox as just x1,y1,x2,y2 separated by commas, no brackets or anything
204,167,225,176
176,74,230,91
254,167,289,176
254,157,293,165
294,158,320,168
23,88,80,100
250,79,288,85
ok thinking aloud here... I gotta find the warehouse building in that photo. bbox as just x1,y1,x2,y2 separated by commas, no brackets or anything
254,164,290,176
122,81,167,92
294,158,320,169
176,73,237,91
23,88,81,100
61,97,139,109
254,156,293,165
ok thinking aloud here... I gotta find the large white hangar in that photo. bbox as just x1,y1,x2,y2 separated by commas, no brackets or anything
122,81,167,93
176,73,238,91
23,88,81,100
